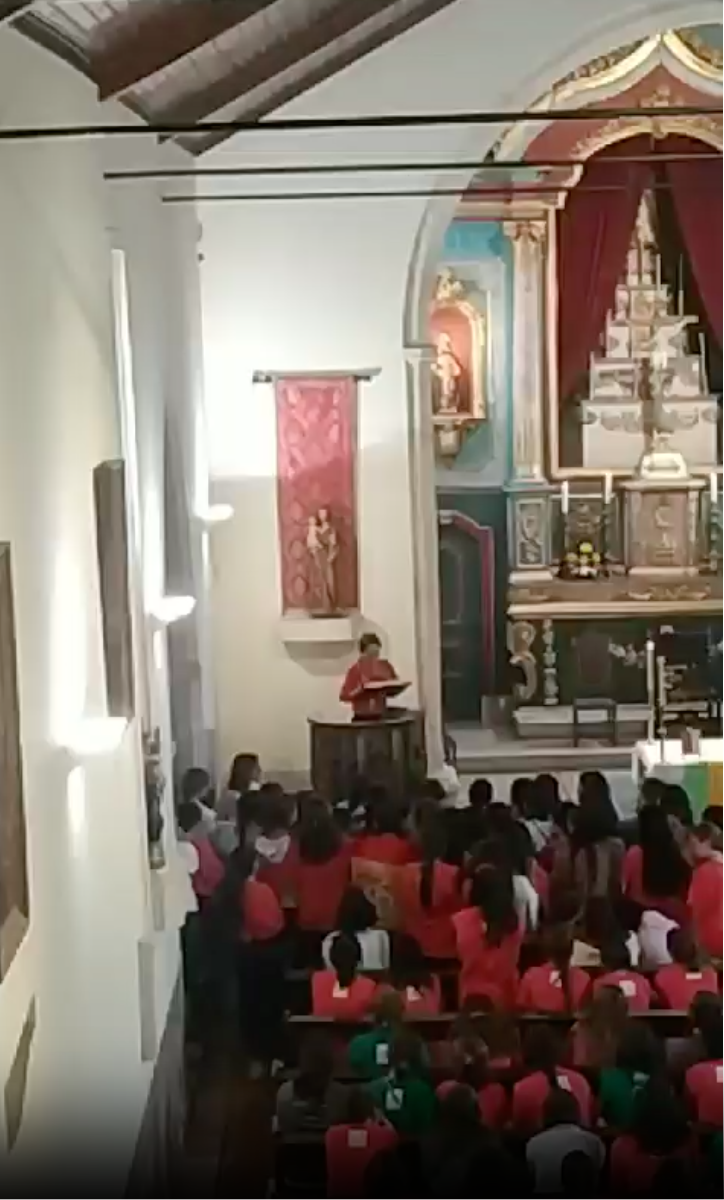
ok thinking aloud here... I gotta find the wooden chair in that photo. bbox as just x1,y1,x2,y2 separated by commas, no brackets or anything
571,628,618,746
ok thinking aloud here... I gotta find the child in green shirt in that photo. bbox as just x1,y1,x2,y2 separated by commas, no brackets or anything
366,1029,436,1135
348,991,404,1079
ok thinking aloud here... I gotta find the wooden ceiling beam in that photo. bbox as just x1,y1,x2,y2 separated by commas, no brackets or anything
0,0,34,25
95,0,280,101
155,0,410,128
180,0,457,154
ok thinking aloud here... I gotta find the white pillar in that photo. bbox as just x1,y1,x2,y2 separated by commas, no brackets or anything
405,343,445,775
504,220,547,481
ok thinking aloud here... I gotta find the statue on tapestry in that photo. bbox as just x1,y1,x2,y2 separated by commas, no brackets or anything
305,507,340,615
429,268,488,458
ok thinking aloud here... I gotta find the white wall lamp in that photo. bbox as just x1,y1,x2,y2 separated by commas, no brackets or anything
197,503,234,525
150,595,197,625
63,717,128,757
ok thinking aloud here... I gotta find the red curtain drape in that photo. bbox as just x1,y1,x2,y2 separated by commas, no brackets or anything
557,138,651,403
664,136,723,349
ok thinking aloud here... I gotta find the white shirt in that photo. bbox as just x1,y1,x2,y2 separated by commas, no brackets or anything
526,1123,605,1194
638,909,678,968
513,874,540,932
322,928,390,971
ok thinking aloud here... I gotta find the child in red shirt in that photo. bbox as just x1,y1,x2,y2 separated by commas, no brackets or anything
517,925,591,1013
254,792,299,905
452,867,523,1007
295,800,352,931
685,995,723,1127
609,1076,697,1195
312,933,378,1020
396,805,461,958
688,823,723,959
177,800,225,903
654,928,719,1009
325,1088,398,1198
435,1016,509,1130
352,791,416,867
621,805,691,924
511,1025,593,1136
594,937,653,1013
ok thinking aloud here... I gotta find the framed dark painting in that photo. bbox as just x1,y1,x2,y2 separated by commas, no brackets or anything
93,460,135,718
0,544,30,977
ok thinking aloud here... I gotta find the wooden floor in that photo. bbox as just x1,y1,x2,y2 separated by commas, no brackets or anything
184,1037,275,1196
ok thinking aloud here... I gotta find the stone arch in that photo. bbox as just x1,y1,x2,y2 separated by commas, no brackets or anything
401,0,720,765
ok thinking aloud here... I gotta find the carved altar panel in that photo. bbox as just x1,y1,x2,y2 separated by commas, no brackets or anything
623,483,703,573
275,376,359,615
0,546,29,978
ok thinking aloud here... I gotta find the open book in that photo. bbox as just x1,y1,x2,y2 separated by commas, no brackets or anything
361,680,409,698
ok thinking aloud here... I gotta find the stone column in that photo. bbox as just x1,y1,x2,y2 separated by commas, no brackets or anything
404,343,445,776
504,220,547,481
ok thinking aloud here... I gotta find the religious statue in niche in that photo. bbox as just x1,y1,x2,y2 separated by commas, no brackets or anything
429,268,488,459
305,507,340,615
142,727,165,870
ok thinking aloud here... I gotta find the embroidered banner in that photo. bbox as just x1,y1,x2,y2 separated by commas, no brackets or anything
275,376,359,614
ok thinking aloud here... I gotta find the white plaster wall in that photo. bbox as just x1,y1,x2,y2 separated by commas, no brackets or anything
0,33,202,1190
201,0,718,776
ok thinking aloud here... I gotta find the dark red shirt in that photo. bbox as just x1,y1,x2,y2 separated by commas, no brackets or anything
511,1069,593,1135
654,963,719,1009
517,962,591,1013
685,1059,723,1127
621,844,689,924
295,843,353,930
594,969,653,1013
340,657,397,718
325,1120,398,1197
241,879,285,942
436,1079,509,1130
610,1135,697,1194
452,906,523,1007
352,833,417,867
688,860,723,959
396,860,462,958
312,970,378,1020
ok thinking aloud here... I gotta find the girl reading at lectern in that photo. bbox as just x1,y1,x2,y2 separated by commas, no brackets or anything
340,632,398,720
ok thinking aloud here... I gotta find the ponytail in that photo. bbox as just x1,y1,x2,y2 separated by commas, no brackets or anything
420,858,434,911
417,803,445,911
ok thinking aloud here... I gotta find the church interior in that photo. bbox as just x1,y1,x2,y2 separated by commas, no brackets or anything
0,0,721,1193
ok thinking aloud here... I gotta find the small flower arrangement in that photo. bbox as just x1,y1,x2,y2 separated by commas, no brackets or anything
560,540,602,580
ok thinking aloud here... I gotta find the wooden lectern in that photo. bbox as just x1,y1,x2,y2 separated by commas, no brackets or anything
309,709,426,803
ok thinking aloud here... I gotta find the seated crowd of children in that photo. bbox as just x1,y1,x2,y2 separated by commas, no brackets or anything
176,758,723,1196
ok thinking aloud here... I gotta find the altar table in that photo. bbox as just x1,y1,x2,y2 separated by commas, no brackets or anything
632,738,723,819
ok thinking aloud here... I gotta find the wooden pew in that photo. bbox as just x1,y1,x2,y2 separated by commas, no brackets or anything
282,1009,691,1066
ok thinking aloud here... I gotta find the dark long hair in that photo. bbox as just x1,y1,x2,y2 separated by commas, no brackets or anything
336,886,377,934
545,924,575,1012
469,866,518,947
694,994,723,1059
294,1032,335,1103
202,843,256,944
574,775,619,867
638,805,691,897
417,802,447,910
522,1024,564,1090
228,752,259,794
629,1076,690,1155
328,932,362,989
389,933,433,993
297,797,342,864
